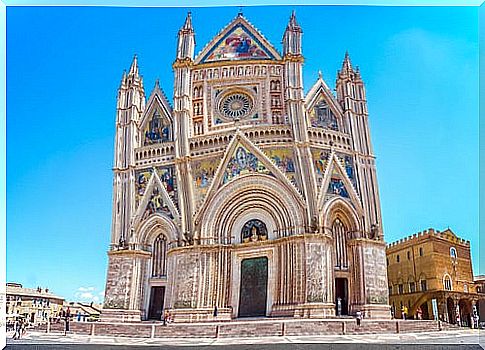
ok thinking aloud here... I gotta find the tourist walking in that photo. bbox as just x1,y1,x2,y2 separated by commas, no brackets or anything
12,318,21,340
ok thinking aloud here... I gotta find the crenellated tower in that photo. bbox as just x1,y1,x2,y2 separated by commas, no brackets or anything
336,52,383,239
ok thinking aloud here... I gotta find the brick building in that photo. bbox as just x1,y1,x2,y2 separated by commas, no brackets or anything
386,228,483,326
6,282,65,325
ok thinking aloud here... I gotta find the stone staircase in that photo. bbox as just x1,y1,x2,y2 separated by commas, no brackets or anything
32,318,453,339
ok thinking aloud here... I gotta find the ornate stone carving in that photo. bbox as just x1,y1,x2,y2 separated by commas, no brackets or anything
306,243,327,303
363,246,389,304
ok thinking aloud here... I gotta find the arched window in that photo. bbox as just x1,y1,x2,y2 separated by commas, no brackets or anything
332,218,348,269
444,275,452,291
151,234,167,278
450,247,457,259
241,219,268,243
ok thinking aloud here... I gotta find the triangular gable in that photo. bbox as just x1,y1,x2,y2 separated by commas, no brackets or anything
194,131,304,219
317,152,362,214
305,76,344,131
140,83,173,146
134,170,180,227
195,16,281,64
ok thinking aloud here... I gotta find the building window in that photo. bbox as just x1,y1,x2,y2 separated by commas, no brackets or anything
388,286,393,296
464,284,468,293
420,280,427,291
332,218,349,269
407,251,411,260
450,247,457,259
397,255,400,263
444,275,452,291
151,234,167,278
419,247,423,256
409,282,416,293
398,284,404,294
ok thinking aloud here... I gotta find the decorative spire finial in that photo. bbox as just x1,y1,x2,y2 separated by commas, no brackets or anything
182,11,193,30
238,6,243,17
129,54,139,77
318,70,322,80
341,50,353,72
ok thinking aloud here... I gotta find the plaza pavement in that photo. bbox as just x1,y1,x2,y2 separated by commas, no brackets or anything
5,329,485,349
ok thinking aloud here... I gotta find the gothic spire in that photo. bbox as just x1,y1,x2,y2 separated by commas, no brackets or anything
288,10,301,31
128,54,139,77
176,12,195,60
283,10,303,56
181,11,193,32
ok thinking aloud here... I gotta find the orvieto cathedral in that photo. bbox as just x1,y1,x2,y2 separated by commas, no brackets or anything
102,11,391,323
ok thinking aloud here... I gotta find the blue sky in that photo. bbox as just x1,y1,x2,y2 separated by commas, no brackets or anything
6,5,479,302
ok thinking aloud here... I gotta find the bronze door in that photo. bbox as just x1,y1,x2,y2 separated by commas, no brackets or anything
148,286,165,320
238,257,268,317
335,278,349,316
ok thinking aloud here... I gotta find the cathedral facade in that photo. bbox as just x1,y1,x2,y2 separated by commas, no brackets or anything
102,11,391,323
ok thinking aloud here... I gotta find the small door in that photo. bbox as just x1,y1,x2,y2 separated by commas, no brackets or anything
148,286,165,320
335,278,349,316
238,257,268,317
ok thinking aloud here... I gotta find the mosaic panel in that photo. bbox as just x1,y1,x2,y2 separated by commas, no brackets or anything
203,24,272,62
327,167,350,198
191,156,221,207
143,110,171,146
337,153,356,187
135,166,178,209
309,98,338,131
263,147,297,186
311,148,331,187
222,145,272,184
141,185,174,221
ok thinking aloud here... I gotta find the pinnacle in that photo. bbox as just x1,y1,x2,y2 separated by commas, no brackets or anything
182,11,193,31
288,10,301,29
342,50,353,71
129,54,139,77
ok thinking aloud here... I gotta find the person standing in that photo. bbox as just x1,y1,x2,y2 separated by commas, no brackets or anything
401,305,408,320
20,319,26,338
356,311,362,326
416,306,423,320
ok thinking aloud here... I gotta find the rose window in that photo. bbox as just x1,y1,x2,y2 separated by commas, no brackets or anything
219,92,253,120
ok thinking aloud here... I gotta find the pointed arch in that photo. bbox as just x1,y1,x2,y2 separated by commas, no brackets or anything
321,196,362,238
198,174,305,245
136,213,179,247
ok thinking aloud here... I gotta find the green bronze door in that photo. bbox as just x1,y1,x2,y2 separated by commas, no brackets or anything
238,257,268,317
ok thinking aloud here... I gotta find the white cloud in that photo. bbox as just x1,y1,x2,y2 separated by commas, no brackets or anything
74,286,103,303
